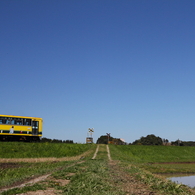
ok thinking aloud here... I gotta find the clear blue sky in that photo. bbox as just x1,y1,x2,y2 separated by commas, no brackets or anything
1,0,195,143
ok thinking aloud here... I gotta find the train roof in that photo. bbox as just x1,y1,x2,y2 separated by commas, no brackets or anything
0,114,42,120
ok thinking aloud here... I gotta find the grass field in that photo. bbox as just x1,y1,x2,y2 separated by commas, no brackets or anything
0,142,94,158
1,143,195,194
109,145,195,163
109,145,195,174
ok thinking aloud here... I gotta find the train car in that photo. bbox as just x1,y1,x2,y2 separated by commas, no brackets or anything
0,115,43,141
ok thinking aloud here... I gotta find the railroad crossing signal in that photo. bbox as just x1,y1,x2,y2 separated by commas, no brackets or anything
88,128,94,137
86,128,94,144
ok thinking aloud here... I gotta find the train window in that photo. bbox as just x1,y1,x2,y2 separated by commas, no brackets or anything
16,119,23,125
0,117,10,124
11,118,23,125
23,119,32,126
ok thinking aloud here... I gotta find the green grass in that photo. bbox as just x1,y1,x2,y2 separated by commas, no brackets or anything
0,161,72,188
57,160,123,195
0,142,94,158
119,162,193,195
109,145,195,175
0,142,95,191
109,145,195,194
1,183,47,195
140,163,195,174
2,160,123,195
94,144,109,160
1,144,195,195
109,145,195,163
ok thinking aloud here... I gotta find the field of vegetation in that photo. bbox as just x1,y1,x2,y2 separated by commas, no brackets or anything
1,143,195,194
0,142,93,158
110,145,195,163
109,145,195,174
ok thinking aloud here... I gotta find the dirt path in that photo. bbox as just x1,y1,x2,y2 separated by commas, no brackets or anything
91,144,112,161
92,144,99,159
106,144,112,161
106,145,156,194
91,145,157,194
0,149,92,163
0,174,51,194
108,160,157,195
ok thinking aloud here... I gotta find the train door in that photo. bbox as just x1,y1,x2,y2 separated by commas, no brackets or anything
32,121,39,135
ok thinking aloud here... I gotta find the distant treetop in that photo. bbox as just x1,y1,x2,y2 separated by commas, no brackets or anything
132,134,163,145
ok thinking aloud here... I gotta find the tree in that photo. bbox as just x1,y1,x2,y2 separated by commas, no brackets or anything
132,134,163,145
96,135,113,144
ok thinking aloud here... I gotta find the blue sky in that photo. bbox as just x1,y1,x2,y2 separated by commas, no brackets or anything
1,0,195,143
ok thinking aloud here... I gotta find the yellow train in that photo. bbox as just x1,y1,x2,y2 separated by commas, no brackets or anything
0,115,43,141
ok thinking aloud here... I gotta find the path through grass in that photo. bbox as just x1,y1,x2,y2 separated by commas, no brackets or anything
1,144,195,195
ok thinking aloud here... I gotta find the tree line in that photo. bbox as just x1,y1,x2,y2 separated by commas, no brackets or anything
132,135,195,146
96,134,195,146
40,137,74,143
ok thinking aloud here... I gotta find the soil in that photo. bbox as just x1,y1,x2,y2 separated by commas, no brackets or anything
0,162,22,169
